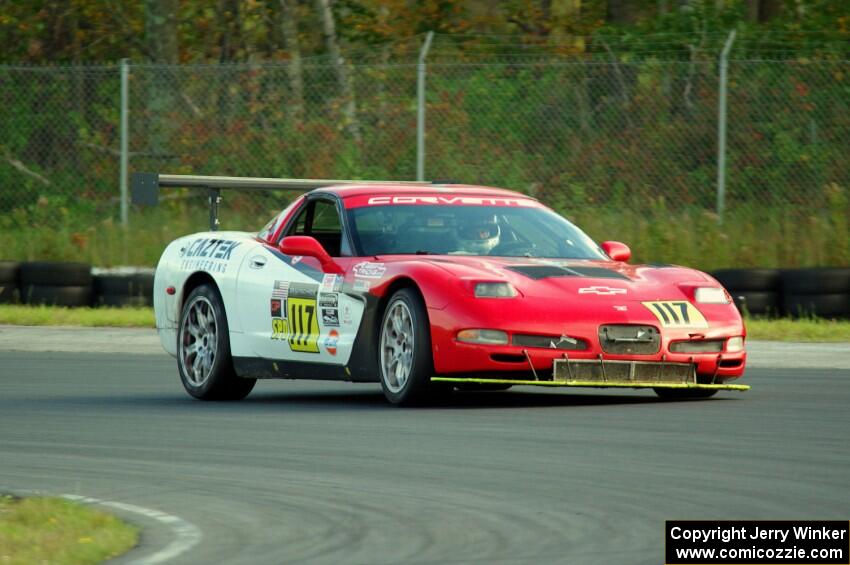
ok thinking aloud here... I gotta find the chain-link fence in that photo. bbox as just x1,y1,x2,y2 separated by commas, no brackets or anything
1,47,848,268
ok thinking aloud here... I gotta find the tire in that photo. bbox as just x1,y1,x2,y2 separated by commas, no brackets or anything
94,273,154,297
711,269,780,292
177,284,256,400
782,293,850,319
0,261,20,283
730,291,779,317
781,268,850,295
0,283,17,304
378,287,441,406
21,284,92,307
20,262,92,286
654,387,718,399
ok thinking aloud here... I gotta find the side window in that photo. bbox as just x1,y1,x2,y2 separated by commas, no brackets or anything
290,206,309,236
260,197,303,243
311,200,341,233
283,198,347,257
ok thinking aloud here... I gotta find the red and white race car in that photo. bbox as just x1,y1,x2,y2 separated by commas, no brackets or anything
142,174,748,405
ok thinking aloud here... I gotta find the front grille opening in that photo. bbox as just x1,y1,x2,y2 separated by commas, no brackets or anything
719,359,743,368
598,325,660,355
490,353,527,363
511,334,586,350
669,339,724,354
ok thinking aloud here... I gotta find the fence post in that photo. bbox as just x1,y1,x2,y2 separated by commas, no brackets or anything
119,58,130,227
716,30,736,225
416,31,435,182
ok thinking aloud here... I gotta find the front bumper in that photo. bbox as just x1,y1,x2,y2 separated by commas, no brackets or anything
428,302,747,381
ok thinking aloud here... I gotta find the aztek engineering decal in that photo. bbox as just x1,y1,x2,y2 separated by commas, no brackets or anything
179,238,240,273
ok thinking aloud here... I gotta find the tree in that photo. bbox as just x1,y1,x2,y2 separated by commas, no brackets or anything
279,0,305,123
315,0,360,142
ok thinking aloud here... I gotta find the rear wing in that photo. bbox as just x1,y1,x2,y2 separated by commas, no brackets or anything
131,173,429,231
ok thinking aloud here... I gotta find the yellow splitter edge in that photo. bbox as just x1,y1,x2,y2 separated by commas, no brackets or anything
431,377,750,391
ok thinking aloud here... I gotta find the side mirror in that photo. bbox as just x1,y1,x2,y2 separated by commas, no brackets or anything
601,241,631,262
279,236,343,274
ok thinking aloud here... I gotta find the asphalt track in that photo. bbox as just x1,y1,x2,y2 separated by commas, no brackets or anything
1,352,849,565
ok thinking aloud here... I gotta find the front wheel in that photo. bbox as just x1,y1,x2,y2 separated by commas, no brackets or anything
378,288,441,406
178,284,256,400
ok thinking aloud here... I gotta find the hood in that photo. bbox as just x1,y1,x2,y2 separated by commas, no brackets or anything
380,255,713,302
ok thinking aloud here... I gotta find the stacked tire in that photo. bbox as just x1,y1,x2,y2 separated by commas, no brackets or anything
780,268,850,319
93,268,154,307
711,269,781,317
0,261,21,304
19,262,93,307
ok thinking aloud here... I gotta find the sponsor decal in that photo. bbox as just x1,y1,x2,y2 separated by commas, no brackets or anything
291,255,302,266
642,300,709,329
179,238,241,273
341,303,353,325
319,293,338,308
322,308,340,327
353,279,371,292
324,330,339,356
271,318,290,340
353,262,386,279
287,282,320,352
270,299,282,317
578,286,627,295
272,281,289,318
613,305,628,312
366,196,536,207
320,274,341,293
270,280,291,340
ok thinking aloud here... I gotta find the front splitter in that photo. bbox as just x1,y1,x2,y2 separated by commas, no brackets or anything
431,377,750,391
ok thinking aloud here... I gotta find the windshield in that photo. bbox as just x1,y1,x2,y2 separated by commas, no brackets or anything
347,205,607,259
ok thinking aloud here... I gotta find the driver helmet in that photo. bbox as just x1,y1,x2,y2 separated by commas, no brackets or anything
455,213,500,255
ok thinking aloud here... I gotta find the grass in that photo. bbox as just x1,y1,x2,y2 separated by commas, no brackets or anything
0,495,138,565
744,317,850,342
0,305,155,328
1,305,848,341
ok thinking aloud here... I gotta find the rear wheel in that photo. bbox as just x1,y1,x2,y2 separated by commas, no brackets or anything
378,288,442,406
178,284,255,400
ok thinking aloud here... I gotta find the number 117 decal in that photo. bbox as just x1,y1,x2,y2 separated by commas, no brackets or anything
642,301,709,328
287,283,320,353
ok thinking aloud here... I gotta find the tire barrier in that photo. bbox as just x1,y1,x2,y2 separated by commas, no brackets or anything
712,267,850,319
1,260,847,318
0,261,21,304
19,262,93,307
1,262,154,308
92,268,155,307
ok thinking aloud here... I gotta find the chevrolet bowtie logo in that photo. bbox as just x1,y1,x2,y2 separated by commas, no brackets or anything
578,286,627,295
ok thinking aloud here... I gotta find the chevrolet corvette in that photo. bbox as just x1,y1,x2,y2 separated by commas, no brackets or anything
141,174,749,405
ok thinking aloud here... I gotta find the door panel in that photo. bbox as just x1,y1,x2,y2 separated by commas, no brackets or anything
236,247,365,365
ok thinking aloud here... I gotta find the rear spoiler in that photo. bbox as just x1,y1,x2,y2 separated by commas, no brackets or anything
131,172,430,231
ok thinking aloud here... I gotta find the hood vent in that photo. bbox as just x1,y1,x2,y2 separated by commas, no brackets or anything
506,265,630,281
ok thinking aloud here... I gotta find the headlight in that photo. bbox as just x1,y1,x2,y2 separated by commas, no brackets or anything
726,336,744,352
695,287,730,304
474,282,517,298
457,329,509,345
